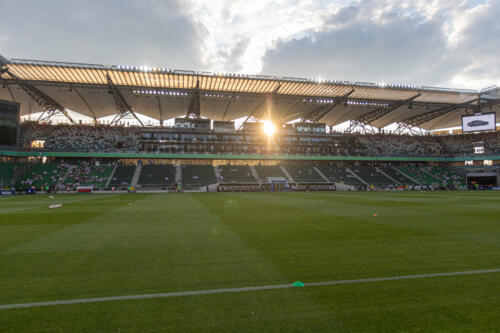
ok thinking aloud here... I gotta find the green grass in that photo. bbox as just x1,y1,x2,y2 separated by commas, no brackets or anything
0,191,499,332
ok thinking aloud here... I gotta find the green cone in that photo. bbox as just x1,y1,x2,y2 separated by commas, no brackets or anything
293,281,305,287
215,214,219,218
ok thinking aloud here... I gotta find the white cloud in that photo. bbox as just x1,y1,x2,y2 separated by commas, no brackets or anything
255,0,500,89
1,0,499,90
188,0,342,73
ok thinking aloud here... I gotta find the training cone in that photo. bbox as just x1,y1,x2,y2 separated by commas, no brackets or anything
373,213,378,216
293,281,305,287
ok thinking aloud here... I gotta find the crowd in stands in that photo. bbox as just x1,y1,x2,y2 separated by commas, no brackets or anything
19,123,500,158
21,124,140,152
218,165,256,183
64,161,114,189
17,161,67,189
3,156,495,191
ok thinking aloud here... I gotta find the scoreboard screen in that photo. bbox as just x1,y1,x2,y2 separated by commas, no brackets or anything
0,100,20,148
461,113,496,133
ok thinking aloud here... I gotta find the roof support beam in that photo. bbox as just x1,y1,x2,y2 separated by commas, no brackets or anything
156,96,164,126
1,66,74,124
237,84,281,130
106,74,144,127
394,97,478,134
186,80,201,118
0,76,17,103
345,93,420,134
300,89,355,123
222,100,232,121
72,85,98,125
344,120,378,134
280,99,303,123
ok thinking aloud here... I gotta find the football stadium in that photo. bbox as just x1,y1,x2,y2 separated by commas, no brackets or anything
1,4,500,329
1,53,499,331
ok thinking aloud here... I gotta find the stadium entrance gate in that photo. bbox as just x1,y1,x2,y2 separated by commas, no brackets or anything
466,171,499,190
268,178,289,192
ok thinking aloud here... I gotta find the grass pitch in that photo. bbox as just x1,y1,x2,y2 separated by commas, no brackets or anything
0,191,499,332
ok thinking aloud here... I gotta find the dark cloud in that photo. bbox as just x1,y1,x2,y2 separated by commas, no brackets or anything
0,0,205,70
1,0,499,89
260,1,499,89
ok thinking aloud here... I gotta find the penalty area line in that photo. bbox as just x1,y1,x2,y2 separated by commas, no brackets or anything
1,268,499,310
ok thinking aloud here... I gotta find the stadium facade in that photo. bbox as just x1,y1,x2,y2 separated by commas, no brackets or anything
0,54,499,192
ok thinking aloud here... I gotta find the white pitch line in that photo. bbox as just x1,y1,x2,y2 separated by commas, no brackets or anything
1,268,499,310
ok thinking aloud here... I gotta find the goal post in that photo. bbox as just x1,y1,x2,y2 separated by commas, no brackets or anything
76,185,93,193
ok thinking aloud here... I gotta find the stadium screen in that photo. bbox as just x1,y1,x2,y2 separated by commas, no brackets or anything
0,100,20,148
461,113,496,133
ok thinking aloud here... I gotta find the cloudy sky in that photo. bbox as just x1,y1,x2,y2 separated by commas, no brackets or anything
1,0,499,90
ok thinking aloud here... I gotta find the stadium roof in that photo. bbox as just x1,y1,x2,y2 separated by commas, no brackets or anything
1,56,499,130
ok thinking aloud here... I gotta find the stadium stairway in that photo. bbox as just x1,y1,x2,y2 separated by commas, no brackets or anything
349,166,394,187
284,164,326,183
61,165,77,184
390,165,420,185
315,165,364,187
421,167,439,182
213,165,221,181
379,166,416,186
346,167,370,186
313,167,331,183
131,164,142,187
376,167,402,186
175,165,182,184
105,164,118,188
108,165,136,188
397,166,436,186
249,166,261,182
280,166,294,182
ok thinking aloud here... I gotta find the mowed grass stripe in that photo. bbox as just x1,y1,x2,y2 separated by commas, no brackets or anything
1,192,499,331
1,268,498,310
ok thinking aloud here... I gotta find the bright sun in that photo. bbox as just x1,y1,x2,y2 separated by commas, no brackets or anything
262,120,276,136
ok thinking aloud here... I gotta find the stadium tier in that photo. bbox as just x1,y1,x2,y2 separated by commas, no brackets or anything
16,162,66,190
378,166,418,186
14,123,500,157
218,165,257,183
425,165,465,187
284,163,326,183
108,165,135,188
315,165,365,187
181,165,217,189
64,161,114,189
254,165,287,181
0,56,499,192
2,124,500,191
138,164,176,188
350,165,395,187
397,166,439,186
0,161,14,186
